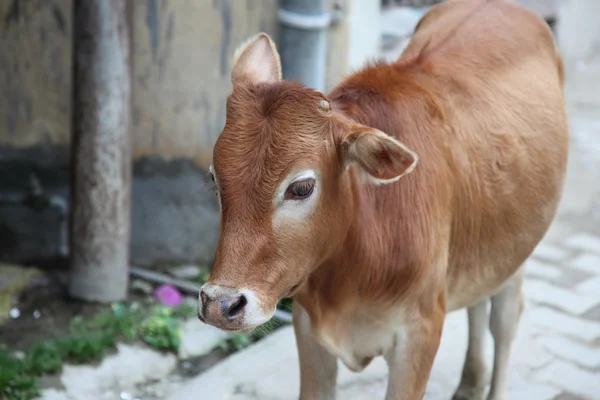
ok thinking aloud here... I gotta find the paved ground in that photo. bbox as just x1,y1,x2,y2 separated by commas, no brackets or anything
168,2,600,400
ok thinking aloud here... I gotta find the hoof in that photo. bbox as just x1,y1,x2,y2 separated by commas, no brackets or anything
452,386,486,400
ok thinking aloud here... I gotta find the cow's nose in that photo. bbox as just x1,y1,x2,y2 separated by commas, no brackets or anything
199,288,247,326
220,294,247,320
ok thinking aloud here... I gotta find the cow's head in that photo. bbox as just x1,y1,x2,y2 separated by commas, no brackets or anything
198,33,418,332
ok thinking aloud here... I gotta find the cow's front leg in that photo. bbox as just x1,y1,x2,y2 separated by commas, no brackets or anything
293,301,338,400
384,299,445,400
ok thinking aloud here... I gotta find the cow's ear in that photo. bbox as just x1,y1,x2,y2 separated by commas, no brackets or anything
341,126,418,184
231,33,282,85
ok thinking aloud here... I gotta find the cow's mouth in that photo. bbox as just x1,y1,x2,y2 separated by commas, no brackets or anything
219,325,255,334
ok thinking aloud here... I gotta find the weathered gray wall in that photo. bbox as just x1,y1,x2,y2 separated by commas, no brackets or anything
0,0,278,268
130,0,279,167
1,0,279,159
0,0,72,147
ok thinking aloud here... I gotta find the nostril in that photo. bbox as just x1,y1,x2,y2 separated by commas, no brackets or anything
200,290,209,305
225,295,247,320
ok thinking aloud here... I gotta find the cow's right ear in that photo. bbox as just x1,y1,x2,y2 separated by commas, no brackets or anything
231,33,282,86
341,126,418,185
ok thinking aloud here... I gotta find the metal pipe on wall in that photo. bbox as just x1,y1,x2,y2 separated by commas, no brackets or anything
278,0,341,92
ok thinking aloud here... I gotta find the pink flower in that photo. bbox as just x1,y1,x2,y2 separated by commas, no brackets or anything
153,284,183,307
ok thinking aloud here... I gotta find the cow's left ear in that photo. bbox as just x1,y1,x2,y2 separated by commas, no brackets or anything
341,126,418,184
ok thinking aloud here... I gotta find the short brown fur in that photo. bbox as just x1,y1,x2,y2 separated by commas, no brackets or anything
201,0,568,398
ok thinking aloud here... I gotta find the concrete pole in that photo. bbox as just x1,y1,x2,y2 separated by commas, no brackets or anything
69,0,132,302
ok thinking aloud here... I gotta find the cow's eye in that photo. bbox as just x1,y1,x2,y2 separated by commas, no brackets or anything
284,178,315,200
209,172,215,183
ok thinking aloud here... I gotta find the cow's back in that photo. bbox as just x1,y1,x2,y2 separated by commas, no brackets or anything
402,0,568,309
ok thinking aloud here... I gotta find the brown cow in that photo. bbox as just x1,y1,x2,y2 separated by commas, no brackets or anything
198,0,568,399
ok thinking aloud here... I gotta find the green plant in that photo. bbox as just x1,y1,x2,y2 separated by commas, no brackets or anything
219,334,252,352
0,350,39,400
190,266,212,286
277,298,293,312
24,343,62,375
198,266,211,284
171,303,197,319
57,334,113,364
139,305,182,351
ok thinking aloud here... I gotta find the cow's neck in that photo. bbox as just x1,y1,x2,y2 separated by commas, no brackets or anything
296,172,391,320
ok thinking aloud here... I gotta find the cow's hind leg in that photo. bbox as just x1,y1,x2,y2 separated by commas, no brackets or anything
487,269,525,400
452,300,490,400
